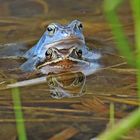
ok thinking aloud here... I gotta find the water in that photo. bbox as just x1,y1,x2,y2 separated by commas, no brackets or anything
0,0,138,140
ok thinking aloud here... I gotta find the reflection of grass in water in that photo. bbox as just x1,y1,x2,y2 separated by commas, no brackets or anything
109,102,115,127
98,0,140,140
12,87,27,140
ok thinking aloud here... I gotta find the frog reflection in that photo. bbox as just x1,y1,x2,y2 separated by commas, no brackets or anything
47,71,86,99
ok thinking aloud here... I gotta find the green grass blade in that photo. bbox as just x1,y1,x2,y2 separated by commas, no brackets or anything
12,87,27,140
101,1,140,140
109,102,115,127
104,0,123,11
99,108,140,140
131,0,140,103
103,0,134,65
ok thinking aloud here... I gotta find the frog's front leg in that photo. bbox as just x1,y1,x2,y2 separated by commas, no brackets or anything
20,57,43,72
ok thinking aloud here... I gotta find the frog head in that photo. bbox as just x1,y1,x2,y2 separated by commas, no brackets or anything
25,20,85,59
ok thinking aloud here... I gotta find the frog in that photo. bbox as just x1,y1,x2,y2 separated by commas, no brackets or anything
1,20,102,91
20,20,102,75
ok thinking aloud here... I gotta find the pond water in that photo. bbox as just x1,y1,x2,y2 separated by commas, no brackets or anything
0,0,139,140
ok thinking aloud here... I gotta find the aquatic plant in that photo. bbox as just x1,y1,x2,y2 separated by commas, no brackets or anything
98,0,140,139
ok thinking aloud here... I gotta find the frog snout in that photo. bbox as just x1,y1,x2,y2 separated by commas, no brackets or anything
59,49,70,58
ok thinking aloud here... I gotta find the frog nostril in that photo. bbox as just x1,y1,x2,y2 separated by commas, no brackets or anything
62,29,73,37
61,31,67,37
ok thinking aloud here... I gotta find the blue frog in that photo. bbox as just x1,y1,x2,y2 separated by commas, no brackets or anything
20,20,101,75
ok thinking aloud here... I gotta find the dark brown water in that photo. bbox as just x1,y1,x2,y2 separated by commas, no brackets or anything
0,0,139,140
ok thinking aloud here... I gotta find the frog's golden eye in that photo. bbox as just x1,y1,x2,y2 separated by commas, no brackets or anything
45,48,53,59
45,48,58,60
47,24,56,36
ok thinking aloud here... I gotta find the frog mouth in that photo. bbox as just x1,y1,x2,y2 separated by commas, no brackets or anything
37,57,89,69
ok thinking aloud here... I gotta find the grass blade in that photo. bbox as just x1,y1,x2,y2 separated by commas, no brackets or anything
12,87,27,140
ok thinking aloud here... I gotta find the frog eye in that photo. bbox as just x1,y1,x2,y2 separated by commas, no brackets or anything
75,49,82,58
76,22,83,31
47,24,56,36
45,48,53,59
45,48,58,60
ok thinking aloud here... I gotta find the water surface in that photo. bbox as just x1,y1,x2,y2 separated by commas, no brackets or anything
0,0,138,140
